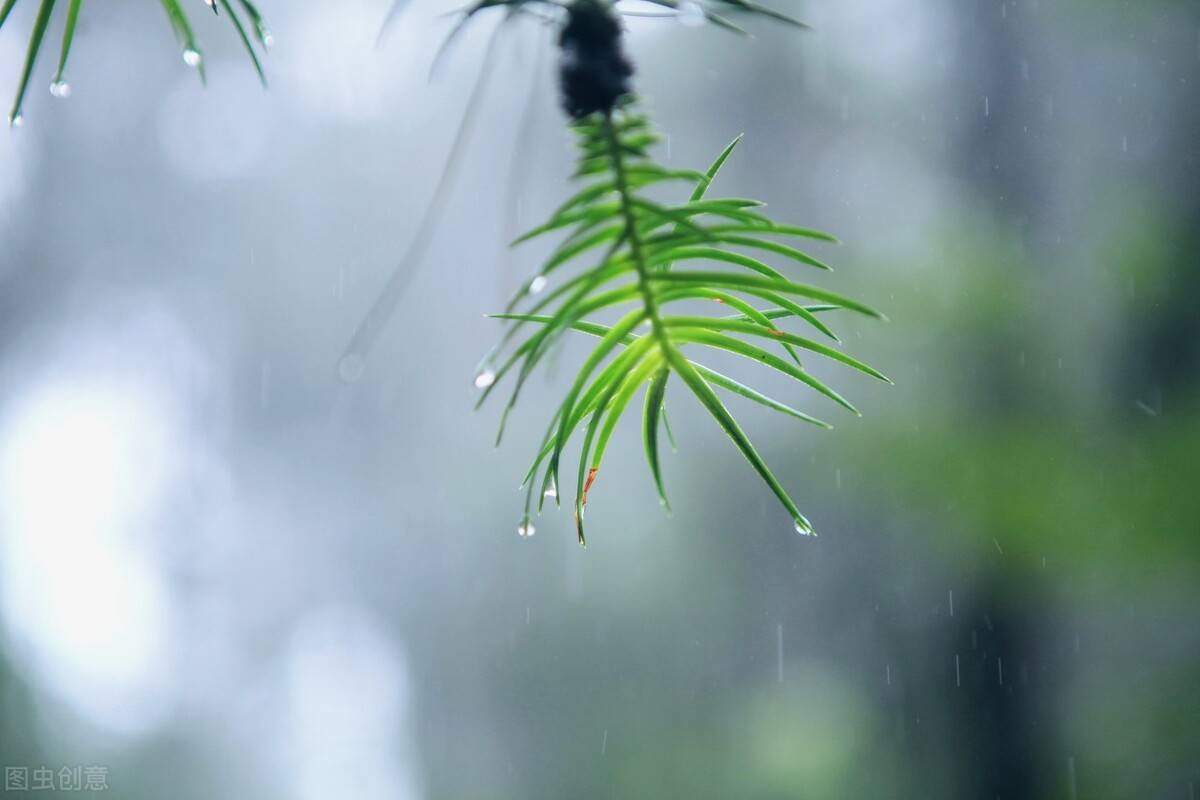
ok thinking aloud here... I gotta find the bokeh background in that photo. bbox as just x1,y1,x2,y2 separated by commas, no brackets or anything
1,0,1197,797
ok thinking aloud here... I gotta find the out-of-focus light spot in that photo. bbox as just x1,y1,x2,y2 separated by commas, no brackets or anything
745,662,882,792
0,298,210,737
283,0,426,123
831,0,946,95
286,605,421,800
157,64,271,182
0,378,179,735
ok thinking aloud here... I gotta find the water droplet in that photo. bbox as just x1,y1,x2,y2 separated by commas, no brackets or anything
474,369,496,389
8,112,23,128
49,80,71,98
529,275,548,295
338,353,365,383
543,478,558,500
261,31,275,48
183,49,203,68
517,518,536,538
793,519,817,537
677,1,706,27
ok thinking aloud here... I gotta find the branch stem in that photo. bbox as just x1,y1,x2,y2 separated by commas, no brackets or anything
601,110,675,359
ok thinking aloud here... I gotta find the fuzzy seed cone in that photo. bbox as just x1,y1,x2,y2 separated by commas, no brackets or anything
558,0,633,119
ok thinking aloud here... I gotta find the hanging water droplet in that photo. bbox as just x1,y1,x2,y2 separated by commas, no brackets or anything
49,80,71,98
529,275,548,295
338,353,365,383
474,369,496,389
517,518,536,538
261,30,275,48
543,478,558,500
794,519,817,537
677,1,706,27
183,49,203,68
8,112,23,128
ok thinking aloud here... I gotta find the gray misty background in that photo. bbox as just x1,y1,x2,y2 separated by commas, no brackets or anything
0,1,1198,798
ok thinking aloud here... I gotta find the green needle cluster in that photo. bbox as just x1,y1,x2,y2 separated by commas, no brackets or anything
1,0,270,127
478,102,890,545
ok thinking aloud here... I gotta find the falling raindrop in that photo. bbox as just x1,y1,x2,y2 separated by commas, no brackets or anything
529,275,548,295
517,518,536,538
955,654,961,687
984,95,990,117
183,49,203,68
49,80,71,98
474,369,496,389
776,623,784,683
338,353,366,383
948,589,955,617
